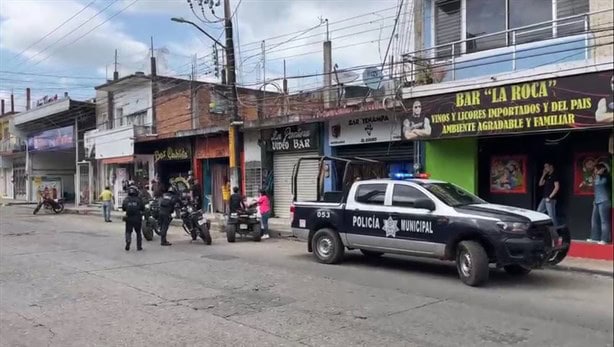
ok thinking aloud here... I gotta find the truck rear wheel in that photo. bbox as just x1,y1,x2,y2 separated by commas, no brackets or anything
312,228,344,264
456,241,489,287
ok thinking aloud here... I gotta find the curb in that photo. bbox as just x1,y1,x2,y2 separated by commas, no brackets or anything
548,264,614,277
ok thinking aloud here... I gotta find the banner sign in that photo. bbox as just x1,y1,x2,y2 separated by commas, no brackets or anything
28,125,74,151
154,145,191,162
269,124,319,152
329,114,401,146
401,71,613,140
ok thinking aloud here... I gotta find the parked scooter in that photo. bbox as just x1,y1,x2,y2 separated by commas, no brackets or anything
33,197,65,215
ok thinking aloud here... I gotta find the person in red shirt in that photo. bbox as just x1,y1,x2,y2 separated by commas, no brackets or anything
255,189,271,239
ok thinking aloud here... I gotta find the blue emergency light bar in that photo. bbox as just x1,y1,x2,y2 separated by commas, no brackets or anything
391,172,430,180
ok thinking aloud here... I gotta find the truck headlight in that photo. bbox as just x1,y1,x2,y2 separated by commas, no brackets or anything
497,221,530,234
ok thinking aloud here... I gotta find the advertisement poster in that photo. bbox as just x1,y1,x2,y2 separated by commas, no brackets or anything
329,114,401,146
33,177,62,200
401,71,613,140
28,125,74,151
490,156,527,194
574,152,610,196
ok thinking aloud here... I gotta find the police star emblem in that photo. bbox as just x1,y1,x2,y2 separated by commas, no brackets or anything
382,216,399,238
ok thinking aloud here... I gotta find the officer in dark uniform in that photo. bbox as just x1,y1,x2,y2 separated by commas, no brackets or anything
122,186,145,251
158,186,179,246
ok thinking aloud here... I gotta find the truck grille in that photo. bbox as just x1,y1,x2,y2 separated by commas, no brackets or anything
527,221,553,241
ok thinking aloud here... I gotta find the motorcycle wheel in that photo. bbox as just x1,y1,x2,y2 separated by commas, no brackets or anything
53,202,64,214
33,203,42,215
143,225,154,241
226,224,236,243
199,225,212,245
190,228,198,241
152,221,160,236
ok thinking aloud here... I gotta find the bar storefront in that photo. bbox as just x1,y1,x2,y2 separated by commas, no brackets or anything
404,69,613,258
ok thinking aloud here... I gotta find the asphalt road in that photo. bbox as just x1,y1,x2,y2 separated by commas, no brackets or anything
1,205,612,347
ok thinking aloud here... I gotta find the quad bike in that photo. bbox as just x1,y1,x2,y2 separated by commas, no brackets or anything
33,197,65,215
225,207,261,243
177,202,212,245
142,199,161,242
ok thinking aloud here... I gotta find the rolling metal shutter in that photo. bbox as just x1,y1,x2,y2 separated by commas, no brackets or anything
335,142,415,162
273,151,318,218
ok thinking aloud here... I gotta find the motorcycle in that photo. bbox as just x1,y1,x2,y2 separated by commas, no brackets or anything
142,199,161,242
225,206,261,243
177,201,212,245
33,197,65,215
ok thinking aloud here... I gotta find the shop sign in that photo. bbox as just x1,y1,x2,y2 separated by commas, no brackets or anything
154,145,190,162
27,125,74,151
269,124,319,152
329,114,400,146
400,70,614,141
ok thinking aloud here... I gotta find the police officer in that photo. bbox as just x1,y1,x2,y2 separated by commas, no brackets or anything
158,186,179,246
122,186,145,251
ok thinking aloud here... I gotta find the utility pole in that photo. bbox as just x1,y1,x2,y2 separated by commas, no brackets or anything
224,0,242,193
322,19,333,108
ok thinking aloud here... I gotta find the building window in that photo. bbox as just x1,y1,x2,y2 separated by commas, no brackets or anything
433,0,590,55
115,107,124,128
434,0,462,58
126,111,146,126
466,0,507,52
245,161,262,199
509,0,553,45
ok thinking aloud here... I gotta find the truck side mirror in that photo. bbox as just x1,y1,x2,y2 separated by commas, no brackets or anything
414,198,436,211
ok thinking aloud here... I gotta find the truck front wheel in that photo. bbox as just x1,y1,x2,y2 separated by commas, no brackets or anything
312,228,344,264
456,240,489,287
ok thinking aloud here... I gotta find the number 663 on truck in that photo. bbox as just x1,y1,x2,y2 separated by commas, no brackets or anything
290,156,570,287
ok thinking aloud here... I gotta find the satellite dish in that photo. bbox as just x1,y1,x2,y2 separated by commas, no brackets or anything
334,70,359,84
363,67,383,90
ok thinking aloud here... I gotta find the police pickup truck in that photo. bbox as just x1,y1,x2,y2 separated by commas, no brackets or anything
290,158,569,286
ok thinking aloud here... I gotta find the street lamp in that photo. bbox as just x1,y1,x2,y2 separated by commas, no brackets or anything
170,17,226,49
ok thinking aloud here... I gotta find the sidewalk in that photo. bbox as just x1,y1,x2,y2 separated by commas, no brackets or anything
551,257,613,277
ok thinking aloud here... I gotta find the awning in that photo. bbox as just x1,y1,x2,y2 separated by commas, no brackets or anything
101,155,134,165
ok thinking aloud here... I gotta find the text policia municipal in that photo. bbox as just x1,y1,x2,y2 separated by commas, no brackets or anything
352,215,434,234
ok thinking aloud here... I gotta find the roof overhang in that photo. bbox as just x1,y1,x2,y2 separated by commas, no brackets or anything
13,98,95,134
95,74,151,92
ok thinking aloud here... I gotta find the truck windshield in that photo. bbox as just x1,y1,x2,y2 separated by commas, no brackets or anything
419,182,485,207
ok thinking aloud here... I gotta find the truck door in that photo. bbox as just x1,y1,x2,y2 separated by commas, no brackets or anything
385,183,445,257
344,183,390,248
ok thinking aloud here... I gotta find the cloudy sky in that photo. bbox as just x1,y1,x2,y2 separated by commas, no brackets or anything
0,0,413,111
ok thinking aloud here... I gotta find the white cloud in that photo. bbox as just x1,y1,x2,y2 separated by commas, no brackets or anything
0,0,148,72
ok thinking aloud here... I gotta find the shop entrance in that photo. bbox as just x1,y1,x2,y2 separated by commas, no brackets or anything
478,129,611,240
201,158,229,213
157,160,191,191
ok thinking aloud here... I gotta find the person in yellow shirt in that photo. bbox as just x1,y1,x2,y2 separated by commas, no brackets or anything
99,186,114,222
222,178,230,214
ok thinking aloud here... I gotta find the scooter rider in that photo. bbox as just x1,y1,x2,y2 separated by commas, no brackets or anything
158,186,179,246
122,186,145,251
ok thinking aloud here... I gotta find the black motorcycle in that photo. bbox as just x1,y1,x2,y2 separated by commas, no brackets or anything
33,197,65,215
177,202,212,245
142,199,160,242
225,207,261,242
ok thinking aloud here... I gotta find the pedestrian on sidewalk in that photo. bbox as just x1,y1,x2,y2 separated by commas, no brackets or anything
587,163,611,245
255,189,271,239
99,186,114,222
537,161,560,226
122,186,145,251
222,178,231,214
